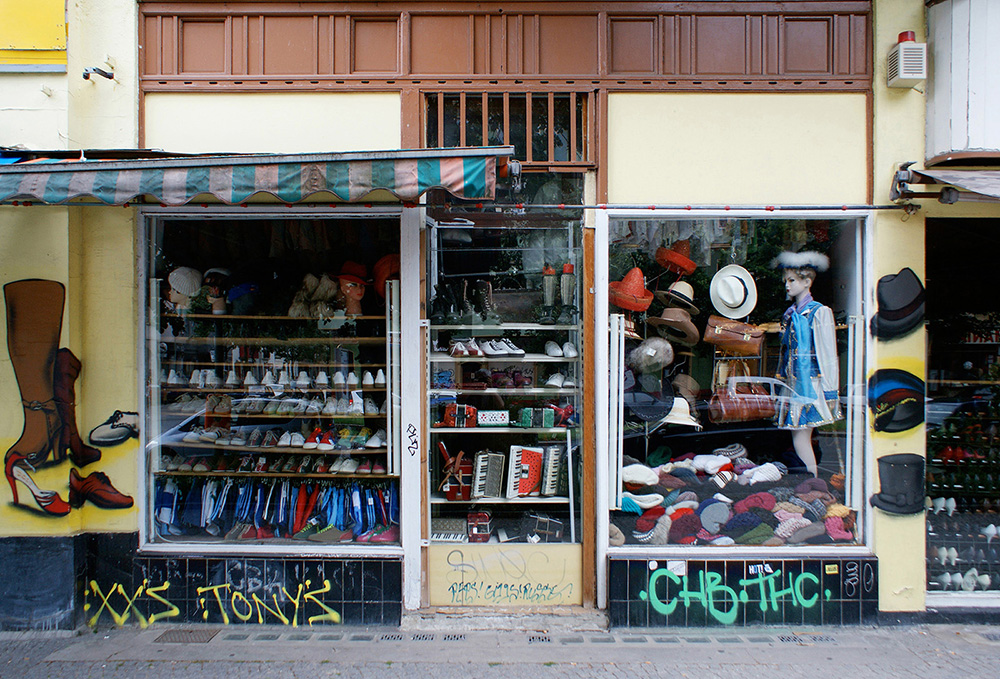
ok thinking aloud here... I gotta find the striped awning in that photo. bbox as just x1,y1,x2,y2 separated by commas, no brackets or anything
0,147,514,206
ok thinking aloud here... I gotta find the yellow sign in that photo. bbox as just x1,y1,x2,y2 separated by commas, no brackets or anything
0,0,67,66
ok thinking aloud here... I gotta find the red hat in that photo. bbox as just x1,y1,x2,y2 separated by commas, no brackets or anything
608,268,653,312
336,261,369,286
372,254,400,298
655,241,696,276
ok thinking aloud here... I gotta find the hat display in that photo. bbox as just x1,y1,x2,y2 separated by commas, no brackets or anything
870,267,925,340
654,280,699,315
654,242,696,276
623,383,675,422
671,374,701,404
648,308,700,346
869,453,925,515
168,267,203,298
372,254,401,298
609,268,654,312
336,260,370,286
868,369,925,433
709,265,757,319
654,394,702,430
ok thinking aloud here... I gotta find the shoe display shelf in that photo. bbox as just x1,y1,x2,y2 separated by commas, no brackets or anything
926,410,1000,592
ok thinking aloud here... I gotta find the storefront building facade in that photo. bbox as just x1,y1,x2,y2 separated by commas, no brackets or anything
5,0,993,629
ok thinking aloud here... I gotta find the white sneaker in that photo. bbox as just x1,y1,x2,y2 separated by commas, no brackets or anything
563,376,577,388
465,339,484,356
230,429,247,446
482,340,507,357
167,369,182,385
277,431,292,447
364,397,379,415
545,373,565,388
347,398,364,415
262,370,275,386
322,398,337,415
290,432,306,447
365,429,387,448
362,371,374,386
562,342,579,358
189,369,203,387
375,369,386,386
306,398,322,415
500,338,525,355
315,371,330,388
380,399,388,415
225,370,239,387
333,372,346,386
544,341,563,357
295,371,312,389
204,371,221,388
346,371,359,386
244,372,258,386
336,397,350,415
278,370,291,387
339,457,360,474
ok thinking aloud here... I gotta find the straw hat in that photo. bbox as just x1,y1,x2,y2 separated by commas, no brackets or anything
709,265,757,319
654,280,700,315
609,268,653,312
655,242,696,276
655,395,702,430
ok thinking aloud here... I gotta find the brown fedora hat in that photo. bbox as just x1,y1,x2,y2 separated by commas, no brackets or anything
647,308,700,346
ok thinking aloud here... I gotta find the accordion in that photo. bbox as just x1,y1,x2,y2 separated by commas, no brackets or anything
506,445,543,498
541,445,564,497
472,450,505,499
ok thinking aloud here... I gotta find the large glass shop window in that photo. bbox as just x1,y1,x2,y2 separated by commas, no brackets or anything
144,216,401,547
607,217,865,548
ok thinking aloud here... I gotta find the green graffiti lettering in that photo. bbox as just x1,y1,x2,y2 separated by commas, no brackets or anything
704,570,739,625
252,592,290,625
282,583,304,628
303,579,342,625
764,570,795,611
643,568,679,616
677,572,708,609
793,572,820,608
738,571,770,610
230,591,253,622
195,583,229,625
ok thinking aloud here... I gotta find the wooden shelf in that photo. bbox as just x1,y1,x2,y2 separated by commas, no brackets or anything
157,440,387,454
429,426,573,434
430,323,579,331
163,313,386,321
156,336,387,346
157,386,386,394
156,470,397,479
427,387,578,396
429,351,579,363
429,493,569,505
160,360,387,369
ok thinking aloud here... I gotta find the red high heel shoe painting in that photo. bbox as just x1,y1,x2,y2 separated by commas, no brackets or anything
5,454,70,516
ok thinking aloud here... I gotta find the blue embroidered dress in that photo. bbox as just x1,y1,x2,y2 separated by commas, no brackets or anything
775,294,842,429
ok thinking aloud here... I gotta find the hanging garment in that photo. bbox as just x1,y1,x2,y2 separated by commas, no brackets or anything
775,295,843,429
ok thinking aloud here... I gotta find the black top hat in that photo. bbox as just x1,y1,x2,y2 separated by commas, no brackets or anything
870,268,925,340
869,453,925,515
868,369,925,433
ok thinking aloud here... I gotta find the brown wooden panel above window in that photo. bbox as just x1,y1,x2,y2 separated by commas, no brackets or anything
139,2,870,89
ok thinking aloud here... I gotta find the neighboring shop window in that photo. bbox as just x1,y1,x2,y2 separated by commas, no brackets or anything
607,216,865,548
424,91,591,169
145,216,402,547
925,218,1000,594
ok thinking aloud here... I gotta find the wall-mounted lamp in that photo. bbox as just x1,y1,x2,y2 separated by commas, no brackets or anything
82,67,114,80
887,31,926,88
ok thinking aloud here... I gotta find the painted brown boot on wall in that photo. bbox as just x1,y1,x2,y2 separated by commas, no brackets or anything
54,348,101,467
4,279,71,516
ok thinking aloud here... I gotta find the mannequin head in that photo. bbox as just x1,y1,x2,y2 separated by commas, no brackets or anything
783,268,815,301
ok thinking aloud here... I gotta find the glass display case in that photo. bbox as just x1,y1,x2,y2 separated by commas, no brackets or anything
425,215,583,545
144,215,402,547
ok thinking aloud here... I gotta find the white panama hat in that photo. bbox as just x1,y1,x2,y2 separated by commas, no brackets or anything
709,265,757,319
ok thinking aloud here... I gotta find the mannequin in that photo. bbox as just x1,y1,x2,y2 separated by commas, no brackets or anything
773,251,842,477
335,261,369,316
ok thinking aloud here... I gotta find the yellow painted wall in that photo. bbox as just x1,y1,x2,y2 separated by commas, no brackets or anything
144,93,403,153
869,0,927,612
607,93,868,205
0,74,69,148
0,0,66,66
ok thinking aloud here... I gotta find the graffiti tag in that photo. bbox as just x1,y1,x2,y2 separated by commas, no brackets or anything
444,547,575,605
407,423,419,457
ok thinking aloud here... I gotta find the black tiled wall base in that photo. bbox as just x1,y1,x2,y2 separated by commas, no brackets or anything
608,558,878,627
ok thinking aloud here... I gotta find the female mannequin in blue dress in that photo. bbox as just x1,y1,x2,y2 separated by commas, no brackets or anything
773,252,842,477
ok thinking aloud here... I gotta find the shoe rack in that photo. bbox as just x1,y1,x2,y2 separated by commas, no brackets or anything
926,408,1000,592
424,220,583,545
147,286,401,545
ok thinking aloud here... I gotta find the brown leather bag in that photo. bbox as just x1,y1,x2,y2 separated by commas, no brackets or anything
702,314,765,356
708,360,776,424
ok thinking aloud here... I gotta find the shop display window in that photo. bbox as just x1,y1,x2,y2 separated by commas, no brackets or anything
425,211,584,544
605,216,866,549
143,215,402,547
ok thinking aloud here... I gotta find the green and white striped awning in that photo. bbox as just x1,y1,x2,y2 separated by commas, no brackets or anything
0,147,514,206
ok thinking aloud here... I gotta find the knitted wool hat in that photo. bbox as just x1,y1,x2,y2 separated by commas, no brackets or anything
722,511,762,538
798,490,837,506
748,462,783,484
775,516,814,539
737,523,774,545
713,443,748,459
825,516,853,541
786,521,827,543
806,499,828,522
621,495,643,514
699,500,732,534
733,459,757,475
773,462,789,475
795,477,829,495
622,491,664,510
633,527,656,543
712,470,736,488
659,473,688,489
651,515,672,545
662,488,681,506
631,483,671,497
669,467,699,480
168,267,203,298
677,491,699,504
830,473,846,491
622,464,659,487
770,486,795,502
734,491,777,515
666,501,699,516
762,536,786,547
775,501,805,515
710,535,736,546
774,509,803,523
636,506,667,532
747,506,779,529
693,454,731,475
669,512,703,544
609,524,625,546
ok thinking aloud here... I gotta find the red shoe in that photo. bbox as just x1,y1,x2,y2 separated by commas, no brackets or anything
6,455,71,516
68,468,133,509
368,525,400,543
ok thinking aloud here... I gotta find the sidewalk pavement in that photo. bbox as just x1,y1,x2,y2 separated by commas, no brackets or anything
3,621,999,678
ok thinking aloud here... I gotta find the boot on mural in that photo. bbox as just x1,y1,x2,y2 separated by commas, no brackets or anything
3,279,71,516
54,348,101,467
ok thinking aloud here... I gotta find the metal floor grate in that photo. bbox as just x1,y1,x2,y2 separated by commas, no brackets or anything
350,634,374,642
622,635,647,643
442,633,467,641
528,635,551,644
778,635,836,644
981,633,1000,641
411,633,435,642
381,633,405,641
154,630,219,644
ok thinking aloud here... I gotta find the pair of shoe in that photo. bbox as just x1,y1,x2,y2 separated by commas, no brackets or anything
356,524,399,543
330,456,360,474
481,338,524,357
544,373,577,388
543,341,579,358
449,338,483,357
276,430,306,448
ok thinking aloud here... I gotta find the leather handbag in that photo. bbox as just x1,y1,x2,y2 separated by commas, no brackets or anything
708,360,776,424
702,314,765,356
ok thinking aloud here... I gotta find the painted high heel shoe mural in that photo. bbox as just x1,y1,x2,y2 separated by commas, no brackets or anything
4,279,132,517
